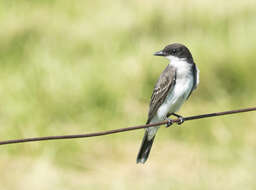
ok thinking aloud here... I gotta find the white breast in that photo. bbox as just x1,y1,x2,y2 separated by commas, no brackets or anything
154,57,194,121
147,56,199,140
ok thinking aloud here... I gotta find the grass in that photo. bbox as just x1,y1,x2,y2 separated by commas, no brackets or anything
0,0,256,189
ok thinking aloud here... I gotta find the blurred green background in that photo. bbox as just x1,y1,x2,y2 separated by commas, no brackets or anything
0,0,256,189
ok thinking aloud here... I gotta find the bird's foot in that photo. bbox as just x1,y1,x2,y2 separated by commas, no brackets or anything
172,113,185,125
166,118,173,128
177,116,184,125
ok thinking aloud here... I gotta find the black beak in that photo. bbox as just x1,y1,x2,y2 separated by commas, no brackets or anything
154,50,166,56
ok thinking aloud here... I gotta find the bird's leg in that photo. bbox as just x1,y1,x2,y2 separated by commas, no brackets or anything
166,112,172,118
166,118,173,128
166,112,174,127
172,113,184,125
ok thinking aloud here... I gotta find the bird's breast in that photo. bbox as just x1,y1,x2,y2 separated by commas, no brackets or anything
156,68,194,120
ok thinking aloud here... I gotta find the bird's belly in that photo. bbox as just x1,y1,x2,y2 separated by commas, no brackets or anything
156,77,193,120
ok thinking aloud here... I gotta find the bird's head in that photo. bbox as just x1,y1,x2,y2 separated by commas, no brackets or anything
154,43,193,63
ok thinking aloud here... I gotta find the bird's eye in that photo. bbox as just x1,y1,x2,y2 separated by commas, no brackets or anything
171,49,177,54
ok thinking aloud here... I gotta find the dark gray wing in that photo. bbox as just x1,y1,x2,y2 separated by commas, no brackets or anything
187,63,199,99
146,65,176,124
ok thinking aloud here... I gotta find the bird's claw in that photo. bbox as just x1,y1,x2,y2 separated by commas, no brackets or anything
177,117,184,125
166,118,173,128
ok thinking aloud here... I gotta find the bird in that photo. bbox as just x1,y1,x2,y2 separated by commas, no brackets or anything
136,43,199,164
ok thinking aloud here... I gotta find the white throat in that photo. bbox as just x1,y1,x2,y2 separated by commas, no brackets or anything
166,55,192,75
166,55,200,88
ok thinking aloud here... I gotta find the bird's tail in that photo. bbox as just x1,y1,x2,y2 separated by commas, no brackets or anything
136,130,156,164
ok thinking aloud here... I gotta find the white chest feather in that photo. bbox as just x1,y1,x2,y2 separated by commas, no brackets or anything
155,57,194,121
147,56,199,140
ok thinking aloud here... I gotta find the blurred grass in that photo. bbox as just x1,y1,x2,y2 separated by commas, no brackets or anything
0,0,256,189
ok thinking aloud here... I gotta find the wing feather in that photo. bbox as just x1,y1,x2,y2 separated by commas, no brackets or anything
186,63,199,99
146,65,176,124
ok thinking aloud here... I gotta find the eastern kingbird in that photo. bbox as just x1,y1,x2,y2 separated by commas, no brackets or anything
137,43,199,164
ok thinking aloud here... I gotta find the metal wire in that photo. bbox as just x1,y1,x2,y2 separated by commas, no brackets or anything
0,106,255,146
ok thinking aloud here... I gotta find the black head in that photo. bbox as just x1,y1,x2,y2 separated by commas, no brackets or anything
154,43,193,62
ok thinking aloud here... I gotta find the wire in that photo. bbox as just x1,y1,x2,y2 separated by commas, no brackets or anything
0,106,255,146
